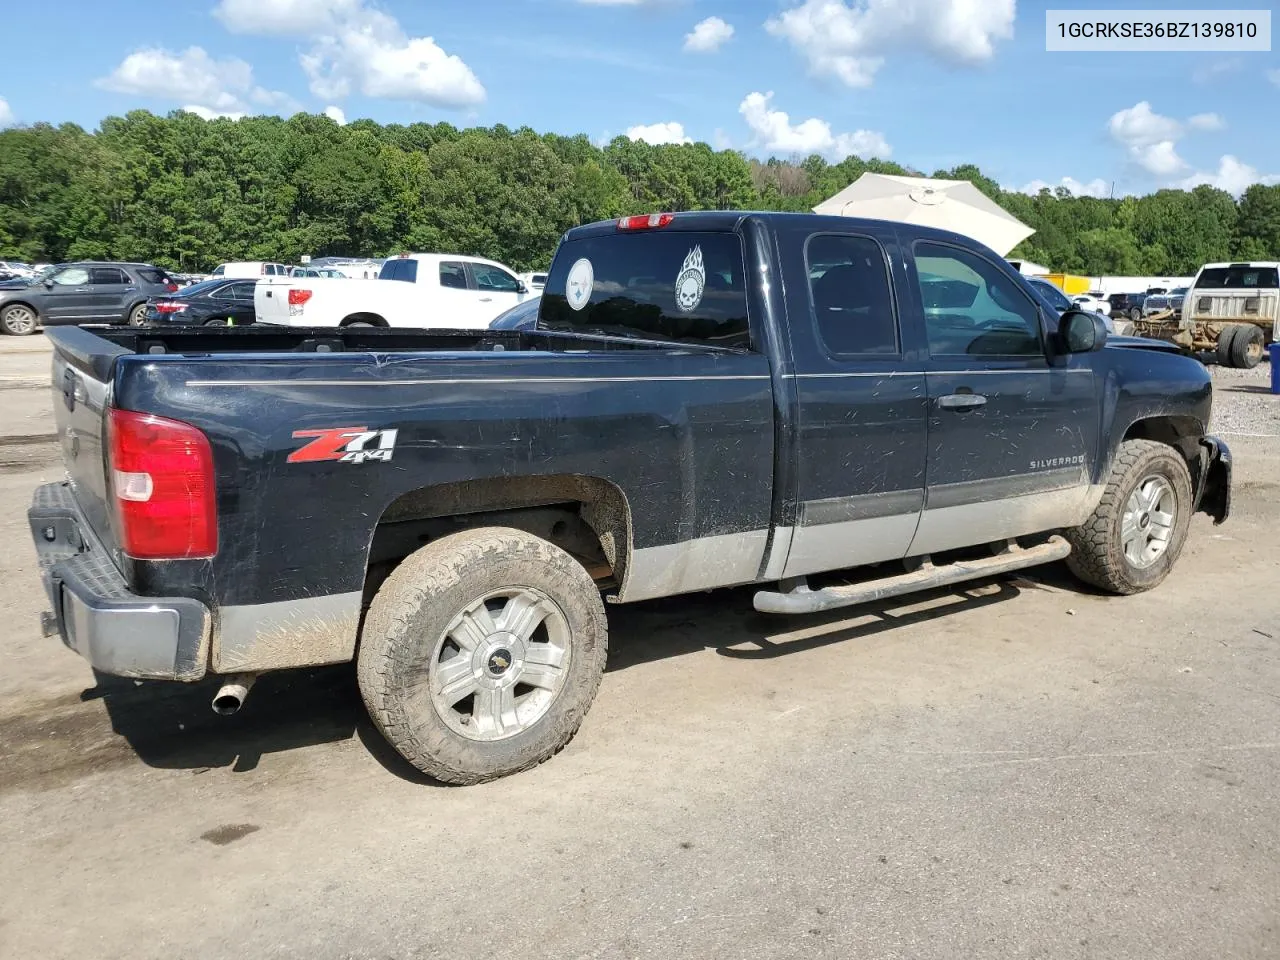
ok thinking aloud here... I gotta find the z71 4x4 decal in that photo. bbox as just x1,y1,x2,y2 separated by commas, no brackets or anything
288,426,399,464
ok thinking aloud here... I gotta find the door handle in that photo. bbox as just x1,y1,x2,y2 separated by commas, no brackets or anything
479,297,494,302
937,393,987,411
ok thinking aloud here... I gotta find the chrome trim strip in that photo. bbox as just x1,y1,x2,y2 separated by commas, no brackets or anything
215,591,363,672
925,467,1086,510
785,369,1091,379
620,529,770,602
187,375,773,387
798,488,925,526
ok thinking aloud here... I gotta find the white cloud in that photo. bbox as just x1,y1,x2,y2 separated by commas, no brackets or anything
1178,156,1280,196
766,0,1014,88
739,91,891,160
0,96,13,128
96,46,291,117
181,105,246,120
1019,177,1111,199
1187,112,1225,131
324,104,347,125
1107,102,1188,176
215,0,485,108
684,16,734,53
626,121,692,145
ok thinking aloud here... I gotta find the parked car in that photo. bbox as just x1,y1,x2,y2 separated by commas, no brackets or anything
1142,286,1188,319
143,278,258,326
1186,262,1280,365
518,271,549,292
0,260,36,278
1108,292,1149,324
1071,292,1112,316
0,261,178,335
31,210,1231,784
1026,277,1113,331
254,253,535,329
488,296,540,330
290,266,348,278
212,261,290,278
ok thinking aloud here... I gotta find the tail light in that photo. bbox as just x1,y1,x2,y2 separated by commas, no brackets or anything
107,409,217,559
288,288,312,316
155,302,187,314
618,213,674,231
165,282,179,293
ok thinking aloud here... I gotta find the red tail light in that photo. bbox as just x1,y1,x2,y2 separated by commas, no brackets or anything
288,288,313,305
618,213,674,231
107,409,217,559
165,282,179,293
155,302,187,314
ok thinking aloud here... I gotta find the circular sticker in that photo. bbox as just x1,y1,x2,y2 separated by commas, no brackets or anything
675,244,705,313
565,258,594,311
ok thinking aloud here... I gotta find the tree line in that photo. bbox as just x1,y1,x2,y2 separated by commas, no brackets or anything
1,109,1277,275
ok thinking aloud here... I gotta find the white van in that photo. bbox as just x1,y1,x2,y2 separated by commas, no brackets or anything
1185,262,1280,344
212,261,291,278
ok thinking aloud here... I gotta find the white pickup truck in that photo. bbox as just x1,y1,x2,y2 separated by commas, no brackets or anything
254,253,537,329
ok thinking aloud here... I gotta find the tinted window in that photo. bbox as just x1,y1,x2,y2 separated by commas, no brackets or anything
1197,266,1280,289
1029,278,1072,312
181,279,229,298
211,281,256,300
531,274,548,285
473,264,519,292
137,268,169,284
212,265,225,276
439,262,468,289
89,267,130,285
540,231,749,347
915,242,1042,357
805,234,898,355
51,267,90,286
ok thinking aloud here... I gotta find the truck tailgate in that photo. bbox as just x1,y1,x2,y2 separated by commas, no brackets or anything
49,332,120,561
254,276,296,325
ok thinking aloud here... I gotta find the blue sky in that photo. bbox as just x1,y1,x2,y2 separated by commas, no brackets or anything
1,0,1278,197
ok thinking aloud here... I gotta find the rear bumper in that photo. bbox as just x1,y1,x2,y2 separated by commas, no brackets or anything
1195,436,1231,525
28,482,210,681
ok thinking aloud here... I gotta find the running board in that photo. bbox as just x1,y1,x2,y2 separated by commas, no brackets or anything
752,536,1072,615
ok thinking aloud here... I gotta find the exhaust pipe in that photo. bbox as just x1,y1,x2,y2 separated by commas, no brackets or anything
212,674,257,716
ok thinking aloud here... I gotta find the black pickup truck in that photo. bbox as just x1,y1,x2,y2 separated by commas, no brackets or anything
29,211,1231,784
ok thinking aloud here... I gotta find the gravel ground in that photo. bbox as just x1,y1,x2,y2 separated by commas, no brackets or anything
1209,360,1280,437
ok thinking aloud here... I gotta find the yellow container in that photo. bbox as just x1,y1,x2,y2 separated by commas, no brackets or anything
1042,273,1092,295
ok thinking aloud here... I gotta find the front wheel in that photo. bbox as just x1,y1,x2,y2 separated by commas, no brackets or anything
1066,439,1193,594
357,527,609,784
1,304,38,336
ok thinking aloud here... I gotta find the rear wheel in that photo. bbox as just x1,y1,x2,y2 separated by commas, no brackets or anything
1129,306,1142,323
1229,324,1264,369
357,527,608,784
127,303,147,326
1215,325,1240,365
0,304,37,336
1066,439,1193,595
204,317,229,327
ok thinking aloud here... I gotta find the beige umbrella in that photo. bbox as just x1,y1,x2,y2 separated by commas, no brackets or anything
812,173,1034,257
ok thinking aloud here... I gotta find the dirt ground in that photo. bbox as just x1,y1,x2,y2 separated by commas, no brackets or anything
1,335,1278,960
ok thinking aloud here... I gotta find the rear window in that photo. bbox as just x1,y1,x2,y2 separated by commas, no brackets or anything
1197,266,1280,289
539,231,749,347
137,268,169,284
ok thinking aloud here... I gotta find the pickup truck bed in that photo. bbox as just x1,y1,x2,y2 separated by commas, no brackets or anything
30,211,1232,784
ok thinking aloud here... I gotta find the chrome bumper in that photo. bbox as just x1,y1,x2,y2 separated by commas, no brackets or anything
28,482,210,681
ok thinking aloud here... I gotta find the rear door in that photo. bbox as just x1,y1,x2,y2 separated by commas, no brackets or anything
218,281,259,323
468,262,524,325
774,223,928,578
85,266,135,320
904,239,1100,555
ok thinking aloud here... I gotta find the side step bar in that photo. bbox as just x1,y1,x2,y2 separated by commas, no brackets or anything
753,536,1072,615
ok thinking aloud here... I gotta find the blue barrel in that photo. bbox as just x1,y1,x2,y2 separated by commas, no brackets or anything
1271,343,1280,394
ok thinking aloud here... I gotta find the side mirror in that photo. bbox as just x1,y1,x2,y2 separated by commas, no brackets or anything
44,280,55,289
516,281,529,295
1058,308,1108,353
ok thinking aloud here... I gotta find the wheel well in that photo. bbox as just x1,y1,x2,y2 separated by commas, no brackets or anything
341,313,388,327
1122,415,1204,483
1,300,39,317
363,475,631,602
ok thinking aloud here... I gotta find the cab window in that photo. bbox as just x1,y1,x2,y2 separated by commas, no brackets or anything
914,242,1043,357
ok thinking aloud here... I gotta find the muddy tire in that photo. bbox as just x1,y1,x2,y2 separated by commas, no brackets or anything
1229,324,1264,369
357,527,608,784
1215,325,1240,365
1066,439,1193,595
